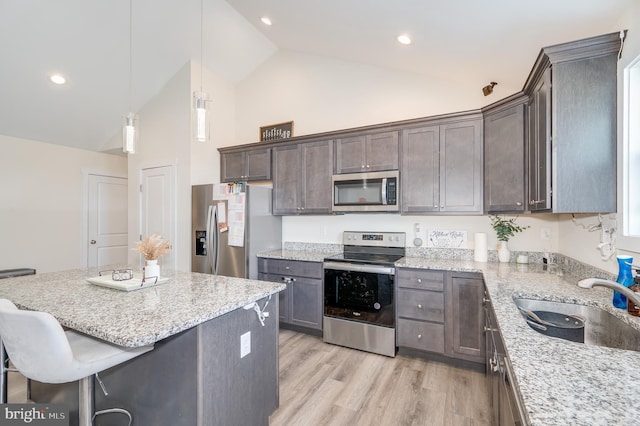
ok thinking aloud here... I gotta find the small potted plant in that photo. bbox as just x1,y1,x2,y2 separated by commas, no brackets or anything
134,234,171,278
489,215,529,263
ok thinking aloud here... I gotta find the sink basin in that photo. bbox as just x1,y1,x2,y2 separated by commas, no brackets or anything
514,298,640,352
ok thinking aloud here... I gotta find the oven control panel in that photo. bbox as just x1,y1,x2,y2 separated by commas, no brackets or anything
342,231,406,248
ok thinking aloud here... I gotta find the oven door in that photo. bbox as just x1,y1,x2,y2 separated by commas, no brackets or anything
323,262,395,327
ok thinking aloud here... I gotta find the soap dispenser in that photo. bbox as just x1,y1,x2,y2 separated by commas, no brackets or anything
627,265,640,316
613,255,633,309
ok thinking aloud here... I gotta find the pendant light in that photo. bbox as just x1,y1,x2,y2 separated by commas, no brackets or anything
193,0,210,143
123,0,138,154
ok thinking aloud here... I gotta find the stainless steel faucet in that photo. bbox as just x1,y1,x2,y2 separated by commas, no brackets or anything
578,278,640,308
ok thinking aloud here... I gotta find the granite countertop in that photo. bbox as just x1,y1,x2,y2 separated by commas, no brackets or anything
0,267,285,348
266,249,640,425
258,249,334,263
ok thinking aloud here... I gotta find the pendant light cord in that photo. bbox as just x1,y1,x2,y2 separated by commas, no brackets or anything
128,0,133,111
200,0,204,92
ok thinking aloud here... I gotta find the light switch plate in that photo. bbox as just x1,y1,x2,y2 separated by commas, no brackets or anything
240,331,251,358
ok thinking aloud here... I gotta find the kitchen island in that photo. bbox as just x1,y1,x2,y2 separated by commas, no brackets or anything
0,267,285,426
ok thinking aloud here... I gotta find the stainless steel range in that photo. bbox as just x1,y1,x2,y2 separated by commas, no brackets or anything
323,231,406,357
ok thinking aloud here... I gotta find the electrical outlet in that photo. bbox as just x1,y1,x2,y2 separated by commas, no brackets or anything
541,228,551,241
240,331,251,358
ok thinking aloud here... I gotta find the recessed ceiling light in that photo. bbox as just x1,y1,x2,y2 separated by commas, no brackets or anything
397,34,412,45
261,16,272,26
49,74,66,85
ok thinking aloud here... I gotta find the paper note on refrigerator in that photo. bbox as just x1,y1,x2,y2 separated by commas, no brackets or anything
217,202,228,232
228,193,246,247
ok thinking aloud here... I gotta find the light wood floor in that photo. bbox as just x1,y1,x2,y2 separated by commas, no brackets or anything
270,329,491,426
5,331,491,426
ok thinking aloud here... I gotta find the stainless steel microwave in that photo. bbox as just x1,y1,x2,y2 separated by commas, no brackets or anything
332,170,399,212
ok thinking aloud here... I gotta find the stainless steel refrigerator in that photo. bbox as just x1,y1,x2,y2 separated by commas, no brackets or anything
191,184,281,279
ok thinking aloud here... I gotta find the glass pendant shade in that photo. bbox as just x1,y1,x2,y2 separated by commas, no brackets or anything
194,91,210,142
123,112,138,154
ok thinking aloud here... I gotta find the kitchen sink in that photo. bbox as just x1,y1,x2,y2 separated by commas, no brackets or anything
514,298,640,352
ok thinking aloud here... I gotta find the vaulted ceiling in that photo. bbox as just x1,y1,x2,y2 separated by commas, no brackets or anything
0,0,632,152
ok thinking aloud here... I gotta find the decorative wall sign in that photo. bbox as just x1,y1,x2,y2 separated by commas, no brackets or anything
260,121,294,141
427,229,468,248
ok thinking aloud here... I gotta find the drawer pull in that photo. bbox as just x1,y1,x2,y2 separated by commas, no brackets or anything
417,334,423,339
285,266,290,270
417,304,423,309
417,278,422,283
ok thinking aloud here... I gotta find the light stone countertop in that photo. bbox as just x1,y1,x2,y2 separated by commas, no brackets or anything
0,267,285,348
265,250,640,425
258,249,334,263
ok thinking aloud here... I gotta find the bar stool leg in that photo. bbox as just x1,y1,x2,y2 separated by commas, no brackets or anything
0,339,7,404
78,376,94,426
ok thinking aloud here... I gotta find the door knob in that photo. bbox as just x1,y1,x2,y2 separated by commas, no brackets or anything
90,240,97,244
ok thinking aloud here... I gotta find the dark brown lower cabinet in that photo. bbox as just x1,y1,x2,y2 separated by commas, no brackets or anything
485,289,528,425
258,258,323,332
446,272,485,363
396,268,485,365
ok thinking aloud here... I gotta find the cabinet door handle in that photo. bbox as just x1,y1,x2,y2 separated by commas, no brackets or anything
417,334,423,339
530,199,544,205
417,304,423,309
516,202,522,206
483,297,491,304
484,326,498,332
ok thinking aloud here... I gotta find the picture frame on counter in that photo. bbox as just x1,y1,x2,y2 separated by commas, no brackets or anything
260,121,294,141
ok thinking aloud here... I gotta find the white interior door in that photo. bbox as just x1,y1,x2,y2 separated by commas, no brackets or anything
139,165,175,272
87,174,128,268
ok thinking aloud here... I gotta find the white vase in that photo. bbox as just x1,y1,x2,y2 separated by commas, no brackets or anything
144,259,160,279
498,241,511,263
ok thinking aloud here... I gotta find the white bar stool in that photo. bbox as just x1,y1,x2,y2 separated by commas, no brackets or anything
0,299,153,425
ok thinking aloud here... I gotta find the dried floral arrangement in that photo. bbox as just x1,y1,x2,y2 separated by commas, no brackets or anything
134,234,171,260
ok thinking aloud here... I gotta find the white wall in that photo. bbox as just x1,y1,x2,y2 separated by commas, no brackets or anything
233,50,520,146
283,214,559,253
127,62,192,272
0,134,127,273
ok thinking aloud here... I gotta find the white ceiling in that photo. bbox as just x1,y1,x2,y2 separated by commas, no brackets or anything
0,0,632,153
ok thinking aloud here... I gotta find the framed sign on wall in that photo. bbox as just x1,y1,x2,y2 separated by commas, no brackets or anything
260,121,294,141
